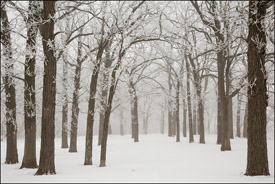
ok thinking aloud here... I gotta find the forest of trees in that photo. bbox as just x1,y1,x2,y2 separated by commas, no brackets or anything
1,1,274,177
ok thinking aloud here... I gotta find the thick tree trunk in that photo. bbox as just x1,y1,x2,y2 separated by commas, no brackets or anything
129,81,139,142
236,93,242,138
243,102,248,138
69,32,83,153
245,1,269,176
1,2,18,164
219,49,231,151
35,1,56,175
216,98,222,144
198,95,205,144
228,97,234,139
84,45,105,165
185,58,194,143
21,0,40,169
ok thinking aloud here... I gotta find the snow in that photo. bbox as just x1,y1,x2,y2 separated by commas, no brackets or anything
1,134,274,183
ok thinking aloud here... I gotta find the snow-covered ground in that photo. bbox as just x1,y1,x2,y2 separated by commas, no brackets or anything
1,134,274,183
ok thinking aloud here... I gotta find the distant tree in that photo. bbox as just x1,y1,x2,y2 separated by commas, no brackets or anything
1,0,19,164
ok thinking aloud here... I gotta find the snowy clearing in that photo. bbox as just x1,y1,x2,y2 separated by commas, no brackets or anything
1,134,274,183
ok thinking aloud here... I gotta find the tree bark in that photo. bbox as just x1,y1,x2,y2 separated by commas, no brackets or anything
35,1,56,175
182,98,187,137
228,97,234,139
175,81,180,142
21,0,40,168
69,30,83,153
120,109,124,136
192,101,197,135
84,44,105,165
245,0,270,176
243,102,248,138
185,57,194,143
236,93,242,138
1,0,18,165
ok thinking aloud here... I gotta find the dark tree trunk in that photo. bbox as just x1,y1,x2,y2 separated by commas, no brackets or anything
185,57,194,143
21,0,40,169
218,50,231,151
216,97,222,144
198,94,205,144
236,93,242,138
100,53,123,167
98,41,113,145
61,56,68,149
84,44,105,165
133,95,139,142
35,1,56,175
176,81,180,142
245,0,270,176
228,97,234,139
1,1,18,164
243,102,248,138
69,32,83,153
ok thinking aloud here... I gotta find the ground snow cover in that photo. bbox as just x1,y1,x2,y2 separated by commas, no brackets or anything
1,134,274,183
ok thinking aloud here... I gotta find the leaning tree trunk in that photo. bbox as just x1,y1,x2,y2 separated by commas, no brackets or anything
98,40,113,145
69,32,83,153
21,0,40,169
236,92,242,138
245,0,270,176
84,44,105,165
1,1,18,164
35,1,56,175
185,58,194,143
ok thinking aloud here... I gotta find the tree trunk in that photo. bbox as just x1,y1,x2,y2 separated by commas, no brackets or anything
228,97,234,139
198,94,205,144
61,15,70,149
161,109,165,134
219,49,231,151
192,101,197,135
21,0,40,168
236,93,242,138
133,95,139,142
35,1,56,175
176,81,180,142
100,53,123,167
182,98,187,137
185,57,194,143
1,1,18,164
61,56,69,149
98,41,113,145
69,31,83,153
243,102,248,138
216,97,222,144
84,44,105,165
245,1,269,176
120,109,124,136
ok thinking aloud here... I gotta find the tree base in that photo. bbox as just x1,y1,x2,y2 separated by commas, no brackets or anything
244,170,270,176
35,168,56,175
5,159,18,164
61,145,68,149
20,160,38,169
84,160,92,165
99,160,106,167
